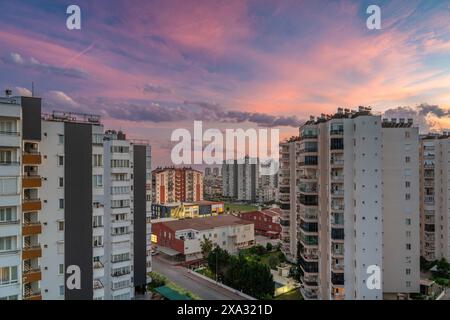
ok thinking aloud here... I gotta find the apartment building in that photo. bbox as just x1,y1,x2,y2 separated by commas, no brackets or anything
282,107,420,300
152,167,203,204
152,214,255,261
0,94,151,300
420,133,450,262
222,156,259,202
279,138,299,263
203,167,222,200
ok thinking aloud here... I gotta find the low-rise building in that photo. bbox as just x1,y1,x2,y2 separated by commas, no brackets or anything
236,208,282,238
151,201,224,219
151,215,255,261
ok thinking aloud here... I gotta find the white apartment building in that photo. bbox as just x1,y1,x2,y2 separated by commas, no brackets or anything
283,107,420,300
420,133,450,262
0,94,151,300
279,138,299,263
0,96,24,300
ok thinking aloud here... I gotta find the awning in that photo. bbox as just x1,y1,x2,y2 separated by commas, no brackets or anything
154,286,192,300
156,245,182,256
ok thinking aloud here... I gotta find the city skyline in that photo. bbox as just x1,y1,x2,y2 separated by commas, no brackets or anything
1,0,450,166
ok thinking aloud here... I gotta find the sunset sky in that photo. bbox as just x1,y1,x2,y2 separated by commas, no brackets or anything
1,0,449,166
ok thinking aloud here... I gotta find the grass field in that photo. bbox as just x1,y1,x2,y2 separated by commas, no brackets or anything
275,289,303,300
225,202,259,213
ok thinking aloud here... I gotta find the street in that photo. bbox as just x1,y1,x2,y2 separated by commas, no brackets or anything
152,256,250,300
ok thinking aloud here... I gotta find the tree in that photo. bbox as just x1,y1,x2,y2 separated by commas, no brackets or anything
208,246,230,281
436,258,450,278
266,242,273,252
268,254,279,270
200,237,214,259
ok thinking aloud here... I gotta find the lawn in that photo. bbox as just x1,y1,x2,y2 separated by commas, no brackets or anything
225,202,259,213
275,289,303,300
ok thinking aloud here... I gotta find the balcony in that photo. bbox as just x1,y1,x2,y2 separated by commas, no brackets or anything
22,222,42,236
22,245,42,260
424,196,435,205
22,153,42,165
332,261,345,273
22,268,42,284
0,131,20,148
22,176,42,188
22,199,42,212
23,290,42,300
300,287,318,300
93,279,104,290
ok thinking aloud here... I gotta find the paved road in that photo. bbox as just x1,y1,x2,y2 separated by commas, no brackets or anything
152,256,249,300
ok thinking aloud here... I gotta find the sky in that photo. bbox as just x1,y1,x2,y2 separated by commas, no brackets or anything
0,0,450,166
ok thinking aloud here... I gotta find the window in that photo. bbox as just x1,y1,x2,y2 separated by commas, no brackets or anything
93,236,103,247
112,253,130,263
405,181,410,188
111,186,130,195
0,120,16,133
406,243,411,250
0,207,17,223
0,236,17,252
406,281,411,288
111,159,130,168
405,156,410,163
0,150,15,164
57,221,64,231
58,135,64,144
93,215,103,228
59,177,64,188
93,134,104,145
0,266,18,285
59,285,64,296
59,264,64,275
57,241,64,254
93,175,103,188
405,131,410,139
111,146,130,153
58,156,64,166
406,218,411,225
0,294,18,300
406,231,411,237
405,193,411,200
93,154,103,167
0,177,17,195
406,268,411,275
59,199,64,209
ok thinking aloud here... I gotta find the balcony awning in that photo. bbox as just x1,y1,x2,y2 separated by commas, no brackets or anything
156,245,181,256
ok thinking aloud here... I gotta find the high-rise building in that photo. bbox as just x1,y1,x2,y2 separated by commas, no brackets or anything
222,156,259,202
279,138,299,263
420,133,450,262
281,107,420,300
152,167,203,204
0,94,151,300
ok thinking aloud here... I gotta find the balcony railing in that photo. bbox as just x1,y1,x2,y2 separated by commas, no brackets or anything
0,160,20,166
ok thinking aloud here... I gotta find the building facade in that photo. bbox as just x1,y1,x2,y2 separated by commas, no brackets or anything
420,134,450,262
281,107,420,300
0,95,151,300
152,215,255,261
152,167,203,204
236,208,282,238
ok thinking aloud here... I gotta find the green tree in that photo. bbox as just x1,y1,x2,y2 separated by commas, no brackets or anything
436,258,450,277
266,242,273,252
268,255,279,270
200,237,214,259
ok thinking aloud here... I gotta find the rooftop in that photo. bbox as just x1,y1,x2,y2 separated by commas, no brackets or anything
42,110,101,125
152,166,203,174
155,214,252,231
240,208,282,217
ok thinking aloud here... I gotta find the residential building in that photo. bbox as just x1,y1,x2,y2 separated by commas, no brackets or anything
152,167,203,204
281,107,420,300
0,93,151,300
222,156,260,202
278,138,299,263
203,167,222,200
151,214,255,261
420,133,450,262
236,208,282,238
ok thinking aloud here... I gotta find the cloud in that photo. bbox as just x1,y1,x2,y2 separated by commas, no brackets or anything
102,99,301,127
2,52,88,79
43,90,81,111
13,86,32,96
383,103,450,132
142,84,173,95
